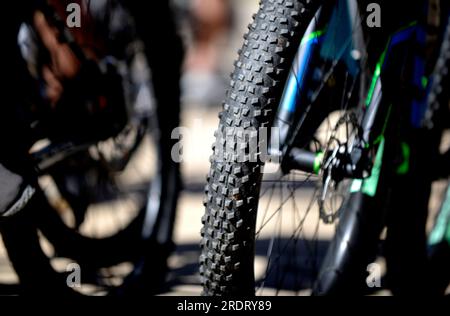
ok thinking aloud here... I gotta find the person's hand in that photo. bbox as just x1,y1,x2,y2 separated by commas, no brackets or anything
33,11,81,106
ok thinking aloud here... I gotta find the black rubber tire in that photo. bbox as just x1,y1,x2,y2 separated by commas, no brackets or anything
199,0,397,296
200,0,325,296
312,179,390,295
0,192,84,296
2,113,181,294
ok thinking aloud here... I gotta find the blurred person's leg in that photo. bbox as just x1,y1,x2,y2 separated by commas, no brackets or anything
182,0,232,105
185,0,231,72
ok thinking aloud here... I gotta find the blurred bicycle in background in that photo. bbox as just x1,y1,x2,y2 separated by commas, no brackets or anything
0,0,183,295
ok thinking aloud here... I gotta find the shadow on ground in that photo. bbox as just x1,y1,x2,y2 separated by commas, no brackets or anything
164,237,330,295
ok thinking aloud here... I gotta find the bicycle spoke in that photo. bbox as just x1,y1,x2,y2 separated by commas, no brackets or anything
255,175,315,237
260,184,320,289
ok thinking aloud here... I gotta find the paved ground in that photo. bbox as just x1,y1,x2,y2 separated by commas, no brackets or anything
0,106,446,296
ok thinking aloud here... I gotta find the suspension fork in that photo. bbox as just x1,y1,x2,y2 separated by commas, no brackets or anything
271,0,366,174
274,2,426,181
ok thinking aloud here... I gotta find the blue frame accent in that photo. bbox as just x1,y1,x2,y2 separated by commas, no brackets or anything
280,35,323,114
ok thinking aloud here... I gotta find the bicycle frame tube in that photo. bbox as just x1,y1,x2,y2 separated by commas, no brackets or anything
272,6,326,155
361,22,422,148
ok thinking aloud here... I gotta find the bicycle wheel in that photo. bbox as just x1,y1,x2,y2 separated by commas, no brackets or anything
200,0,397,296
1,1,181,295
3,67,180,296
386,13,450,296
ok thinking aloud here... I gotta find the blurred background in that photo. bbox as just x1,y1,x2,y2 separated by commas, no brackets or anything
0,0,260,296
0,0,448,296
